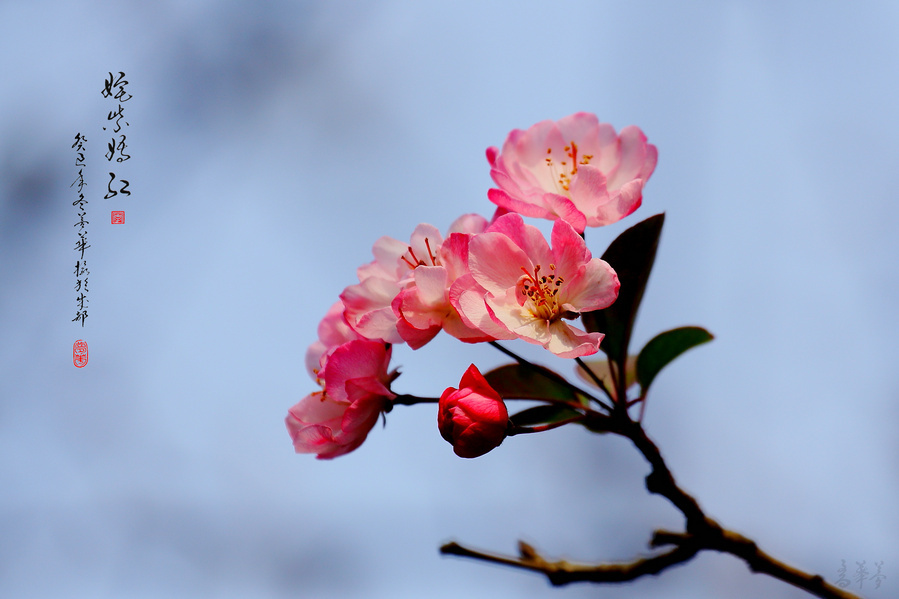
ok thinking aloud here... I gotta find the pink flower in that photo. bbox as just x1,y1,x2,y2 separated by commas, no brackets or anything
392,229,496,348
341,223,448,344
438,364,508,458
487,112,657,233
286,339,395,459
452,213,619,358
305,300,363,382
342,215,492,348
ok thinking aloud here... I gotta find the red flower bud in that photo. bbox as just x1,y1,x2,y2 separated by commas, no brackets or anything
438,364,508,458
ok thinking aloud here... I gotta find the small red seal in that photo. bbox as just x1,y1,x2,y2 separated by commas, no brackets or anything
111,211,125,224
73,339,88,368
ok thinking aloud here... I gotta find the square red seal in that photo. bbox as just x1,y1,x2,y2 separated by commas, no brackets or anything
111,211,125,224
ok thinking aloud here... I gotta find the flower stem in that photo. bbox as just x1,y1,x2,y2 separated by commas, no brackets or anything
391,394,440,407
487,340,532,365
488,342,613,413
573,356,615,403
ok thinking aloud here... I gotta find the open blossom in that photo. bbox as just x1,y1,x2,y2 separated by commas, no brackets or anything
286,339,395,459
452,213,619,358
342,215,492,348
341,222,448,344
391,228,498,348
438,364,508,458
305,300,363,382
487,112,657,233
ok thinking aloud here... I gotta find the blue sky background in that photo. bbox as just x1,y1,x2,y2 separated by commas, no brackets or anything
1,2,897,598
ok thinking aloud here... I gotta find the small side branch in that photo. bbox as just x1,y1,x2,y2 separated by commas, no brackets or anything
440,539,699,586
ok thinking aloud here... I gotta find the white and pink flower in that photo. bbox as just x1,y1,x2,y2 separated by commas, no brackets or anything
287,339,395,459
487,112,657,233
452,213,619,358
341,215,493,348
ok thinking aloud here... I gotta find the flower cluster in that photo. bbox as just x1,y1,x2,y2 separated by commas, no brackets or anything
287,113,655,458
280,112,821,599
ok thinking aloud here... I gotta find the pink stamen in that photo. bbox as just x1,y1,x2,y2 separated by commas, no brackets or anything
424,238,438,265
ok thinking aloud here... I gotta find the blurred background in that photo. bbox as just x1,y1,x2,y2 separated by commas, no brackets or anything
1,1,897,598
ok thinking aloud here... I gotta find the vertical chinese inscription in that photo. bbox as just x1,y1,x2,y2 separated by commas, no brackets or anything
69,71,134,366
101,71,131,217
72,132,90,327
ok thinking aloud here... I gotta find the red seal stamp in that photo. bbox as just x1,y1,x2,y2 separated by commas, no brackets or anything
111,211,125,224
73,339,88,368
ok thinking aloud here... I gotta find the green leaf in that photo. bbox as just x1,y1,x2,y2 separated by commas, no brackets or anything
484,363,577,402
582,213,665,367
509,404,582,427
636,326,714,392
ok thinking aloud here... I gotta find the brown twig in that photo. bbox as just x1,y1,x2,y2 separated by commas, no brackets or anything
440,539,699,586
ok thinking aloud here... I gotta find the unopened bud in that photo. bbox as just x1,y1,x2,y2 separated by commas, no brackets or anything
438,364,508,458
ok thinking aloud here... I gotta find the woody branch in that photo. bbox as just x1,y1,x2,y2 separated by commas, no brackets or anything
441,409,861,599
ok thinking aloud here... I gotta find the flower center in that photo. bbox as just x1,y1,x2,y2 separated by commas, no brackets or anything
401,238,440,270
517,264,565,321
544,141,594,193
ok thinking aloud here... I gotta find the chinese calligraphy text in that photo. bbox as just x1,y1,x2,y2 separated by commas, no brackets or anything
71,132,89,327
102,71,131,209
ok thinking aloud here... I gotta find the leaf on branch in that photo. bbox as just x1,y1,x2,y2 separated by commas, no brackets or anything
509,404,582,427
484,363,579,402
582,213,665,368
636,326,714,392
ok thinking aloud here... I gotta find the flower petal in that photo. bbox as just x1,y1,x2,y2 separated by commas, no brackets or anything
559,258,619,312
469,231,533,295
544,321,603,358
449,275,516,340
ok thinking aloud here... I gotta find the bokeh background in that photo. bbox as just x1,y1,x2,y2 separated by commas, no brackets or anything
1,2,897,598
